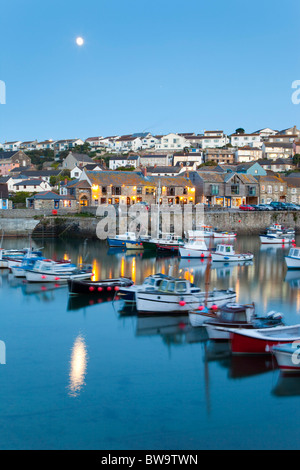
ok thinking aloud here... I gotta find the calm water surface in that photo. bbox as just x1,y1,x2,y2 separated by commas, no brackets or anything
0,235,300,450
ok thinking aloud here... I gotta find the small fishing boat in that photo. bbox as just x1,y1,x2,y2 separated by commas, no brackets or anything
125,241,144,250
272,343,300,373
118,274,172,304
260,224,295,245
179,240,212,259
136,278,236,315
68,277,133,295
25,259,93,283
11,256,45,278
142,234,184,253
211,244,254,262
223,324,300,355
213,231,236,239
107,232,141,248
203,303,284,340
285,247,300,269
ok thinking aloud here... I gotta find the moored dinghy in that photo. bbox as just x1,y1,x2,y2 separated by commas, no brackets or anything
272,343,300,373
223,324,300,355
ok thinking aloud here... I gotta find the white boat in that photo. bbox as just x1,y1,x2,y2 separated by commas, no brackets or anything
266,224,295,236
272,343,300,373
213,231,236,239
211,244,254,262
260,224,295,245
260,233,295,244
285,247,300,270
136,278,236,315
25,259,93,283
179,240,212,259
185,226,214,240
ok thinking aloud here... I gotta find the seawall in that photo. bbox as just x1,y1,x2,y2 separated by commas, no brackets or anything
0,209,299,239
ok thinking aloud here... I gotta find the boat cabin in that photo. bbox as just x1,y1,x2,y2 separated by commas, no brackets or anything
218,303,255,324
143,274,172,290
287,247,300,259
115,232,138,241
157,279,197,295
216,244,235,255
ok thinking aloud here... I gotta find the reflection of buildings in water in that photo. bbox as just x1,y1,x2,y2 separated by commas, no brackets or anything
68,335,88,397
272,374,300,397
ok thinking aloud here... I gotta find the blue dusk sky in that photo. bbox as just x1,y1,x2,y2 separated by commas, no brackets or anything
0,0,299,142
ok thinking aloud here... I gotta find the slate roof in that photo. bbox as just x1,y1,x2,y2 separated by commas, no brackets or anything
28,191,75,200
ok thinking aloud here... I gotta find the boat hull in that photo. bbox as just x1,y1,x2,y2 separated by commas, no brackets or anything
285,256,300,269
230,326,300,355
26,271,92,283
68,277,133,295
211,253,253,262
273,346,300,372
179,247,211,259
260,235,294,244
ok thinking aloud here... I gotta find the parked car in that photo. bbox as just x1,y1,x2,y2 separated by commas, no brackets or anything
257,204,274,211
270,202,286,211
249,204,264,211
283,203,300,211
239,204,255,211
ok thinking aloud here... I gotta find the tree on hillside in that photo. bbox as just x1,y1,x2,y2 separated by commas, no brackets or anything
293,154,300,167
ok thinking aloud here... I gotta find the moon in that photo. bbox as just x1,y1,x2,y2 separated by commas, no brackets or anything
76,37,84,46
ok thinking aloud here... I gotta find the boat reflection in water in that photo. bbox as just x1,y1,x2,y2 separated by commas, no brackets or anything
204,340,276,379
272,374,300,397
67,295,115,311
68,335,88,397
284,271,300,289
135,315,207,346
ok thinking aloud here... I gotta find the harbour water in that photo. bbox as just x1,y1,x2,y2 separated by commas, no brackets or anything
1,236,300,450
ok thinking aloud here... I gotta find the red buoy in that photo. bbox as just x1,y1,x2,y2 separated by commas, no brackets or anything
179,300,186,307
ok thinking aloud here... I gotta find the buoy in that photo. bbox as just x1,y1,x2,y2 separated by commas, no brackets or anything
179,300,186,307
114,286,119,291
198,306,204,311
211,304,218,311
98,287,103,292
89,286,95,292
107,286,112,291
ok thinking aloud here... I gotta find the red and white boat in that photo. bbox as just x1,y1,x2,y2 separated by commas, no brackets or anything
222,324,300,355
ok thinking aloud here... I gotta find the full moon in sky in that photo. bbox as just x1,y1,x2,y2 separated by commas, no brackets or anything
76,37,84,46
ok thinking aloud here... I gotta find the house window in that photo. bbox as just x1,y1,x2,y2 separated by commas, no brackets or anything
146,187,155,195
112,187,121,195
100,198,106,204
231,185,239,195
102,187,107,195
267,186,272,194
136,187,142,195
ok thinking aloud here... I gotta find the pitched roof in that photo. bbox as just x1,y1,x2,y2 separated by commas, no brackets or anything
28,191,75,200
67,152,94,163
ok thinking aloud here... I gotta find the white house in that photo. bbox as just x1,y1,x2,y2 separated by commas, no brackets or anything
71,164,103,179
230,133,262,148
54,139,84,153
20,141,38,151
141,134,159,149
85,136,104,150
199,134,228,149
36,140,56,150
139,154,173,167
112,136,143,153
235,147,263,163
13,179,52,193
155,133,191,151
3,141,22,152
262,143,294,160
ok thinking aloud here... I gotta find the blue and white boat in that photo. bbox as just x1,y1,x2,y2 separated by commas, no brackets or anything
107,232,142,248
285,247,300,270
